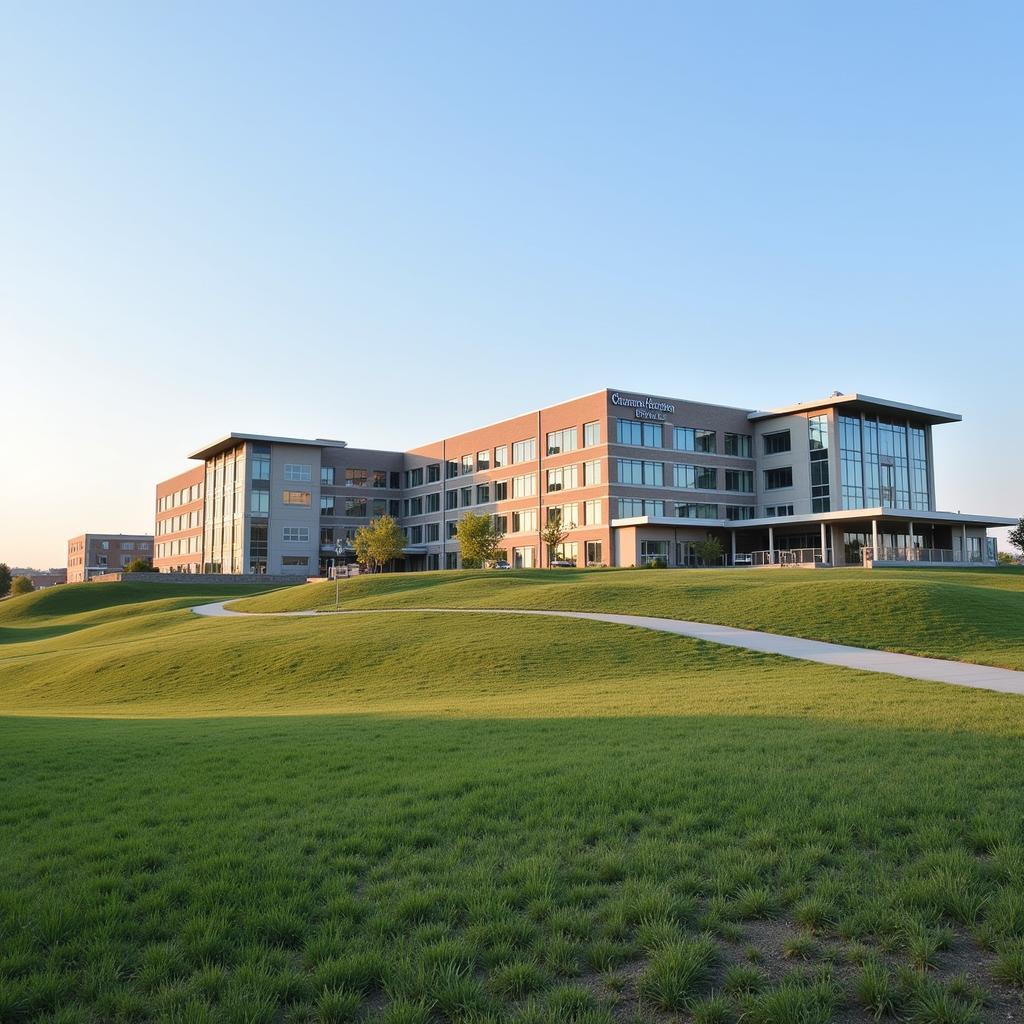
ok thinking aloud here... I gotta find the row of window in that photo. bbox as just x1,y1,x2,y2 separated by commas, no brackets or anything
615,460,755,492
616,499,754,520
155,536,202,558
157,510,202,535
323,467,400,488
615,420,753,457
157,482,204,512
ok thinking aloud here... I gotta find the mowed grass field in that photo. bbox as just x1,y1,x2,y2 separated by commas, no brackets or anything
233,566,1024,671
2,581,1024,1023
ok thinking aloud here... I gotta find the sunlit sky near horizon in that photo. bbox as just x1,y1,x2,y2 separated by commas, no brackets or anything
1,1,1021,569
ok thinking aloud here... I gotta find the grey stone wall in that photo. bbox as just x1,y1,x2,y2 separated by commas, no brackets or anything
89,572,301,586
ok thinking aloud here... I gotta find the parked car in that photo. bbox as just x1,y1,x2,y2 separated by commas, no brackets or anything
550,559,576,568
492,560,512,570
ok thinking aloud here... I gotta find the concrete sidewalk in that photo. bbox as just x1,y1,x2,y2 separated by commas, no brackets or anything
191,602,1024,696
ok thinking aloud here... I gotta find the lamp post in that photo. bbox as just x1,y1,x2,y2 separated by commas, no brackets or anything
335,541,345,610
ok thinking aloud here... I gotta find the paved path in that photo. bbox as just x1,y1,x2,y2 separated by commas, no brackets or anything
191,601,1024,696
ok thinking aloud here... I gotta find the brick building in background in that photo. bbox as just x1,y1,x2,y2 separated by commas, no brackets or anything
154,465,205,573
66,534,154,583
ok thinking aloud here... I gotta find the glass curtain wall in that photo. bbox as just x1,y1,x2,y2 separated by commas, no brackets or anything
203,444,247,573
839,414,930,512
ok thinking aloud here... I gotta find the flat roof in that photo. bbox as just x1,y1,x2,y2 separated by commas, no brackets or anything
611,508,1016,530
188,432,349,461
747,393,961,425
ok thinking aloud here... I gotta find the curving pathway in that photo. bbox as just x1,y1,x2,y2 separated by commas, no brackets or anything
191,601,1024,697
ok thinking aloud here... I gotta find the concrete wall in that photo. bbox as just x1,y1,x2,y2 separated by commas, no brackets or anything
89,572,302,586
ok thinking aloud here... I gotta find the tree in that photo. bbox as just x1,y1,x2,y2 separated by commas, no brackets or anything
353,515,406,573
997,551,1018,566
0,563,10,599
694,537,724,567
456,511,504,568
541,510,572,566
1009,517,1024,558
125,559,155,573
11,575,34,596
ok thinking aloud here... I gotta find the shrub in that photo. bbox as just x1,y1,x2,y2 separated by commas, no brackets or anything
11,575,33,596
638,936,717,1009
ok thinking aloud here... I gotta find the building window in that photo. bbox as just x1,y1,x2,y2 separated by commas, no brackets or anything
583,421,601,447
389,500,400,516
512,509,538,533
251,489,270,516
547,465,579,492
249,522,268,572
764,467,793,490
447,520,458,539
446,460,459,479
320,527,334,545
461,486,473,507
409,525,423,544
552,541,578,565
672,427,715,453
725,505,755,520
546,428,578,455
763,430,791,455
639,540,669,566
583,499,601,525
477,450,490,471
405,467,424,488
345,498,368,517
512,546,535,568
426,523,440,542
320,496,336,516
321,466,335,485
409,497,423,516
283,527,310,542
445,552,459,569
618,459,663,486
512,438,536,463
494,480,508,501
494,445,508,468
585,540,603,566
765,504,795,517
282,555,309,566
724,433,752,458
617,419,663,448
476,483,490,504
372,499,387,516
251,445,271,481
512,474,537,498
446,490,458,510
673,464,716,490
809,414,831,513
284,464,311,482
492,514,508,534
583,460,601,486
839,415,864,509
427,493,440,513
674,503,718,519
461,454,474,475
283,490,311,506
618,498,664,518
724,469,753,492
427,463,441,483
548,504,578,529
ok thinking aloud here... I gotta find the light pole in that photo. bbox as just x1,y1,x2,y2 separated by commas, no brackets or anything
335,541,345,610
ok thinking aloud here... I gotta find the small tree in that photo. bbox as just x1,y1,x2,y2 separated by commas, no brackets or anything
997,551,1017,566
1009,517,1024,558
694,537,724,567
541,510,572,566
353,515,406,573
457,511,504,568
0,563,11,598
11,575,34,596
125,558,155,573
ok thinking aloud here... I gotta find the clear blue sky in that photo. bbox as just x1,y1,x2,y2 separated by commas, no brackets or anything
1,1,1021,568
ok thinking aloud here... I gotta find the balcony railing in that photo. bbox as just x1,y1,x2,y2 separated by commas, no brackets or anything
750,547,830,567
864,546,990,565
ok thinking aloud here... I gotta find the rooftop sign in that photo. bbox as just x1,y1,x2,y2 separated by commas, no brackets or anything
610,392,676,421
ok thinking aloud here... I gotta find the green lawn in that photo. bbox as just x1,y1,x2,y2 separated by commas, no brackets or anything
232,566,1024,671
1,583,1023,1023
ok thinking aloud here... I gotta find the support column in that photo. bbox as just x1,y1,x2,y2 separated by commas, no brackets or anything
907,521,914,560
731,530,737,566
820,521,828,564
768,526,775,565
961,522,967,562
871,518,879,563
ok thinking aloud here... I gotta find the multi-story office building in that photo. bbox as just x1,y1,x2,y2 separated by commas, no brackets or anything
67,533,154,582
157,388,1011,576
154,465,206,573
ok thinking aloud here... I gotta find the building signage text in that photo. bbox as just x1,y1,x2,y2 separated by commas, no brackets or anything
610,392,676,421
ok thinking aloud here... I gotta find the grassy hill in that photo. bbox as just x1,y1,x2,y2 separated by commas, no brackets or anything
2,582,1024,1022
232,566,1024,671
